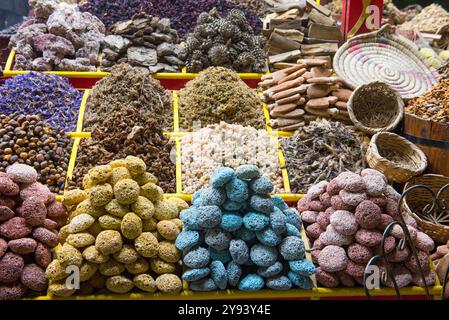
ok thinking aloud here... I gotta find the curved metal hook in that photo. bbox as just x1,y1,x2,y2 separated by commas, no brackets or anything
363,255,400,299
399,185,438,220
435,183,449,212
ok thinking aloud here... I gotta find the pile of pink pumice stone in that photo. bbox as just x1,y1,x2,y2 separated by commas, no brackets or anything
297,169,436,288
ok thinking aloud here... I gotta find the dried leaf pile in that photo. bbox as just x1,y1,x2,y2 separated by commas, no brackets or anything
281,119,366,194
406,77,449,123
83,63,173,130
178,67,264,131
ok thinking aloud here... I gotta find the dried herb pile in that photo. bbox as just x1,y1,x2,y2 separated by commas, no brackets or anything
178,67,264,131
406,77,449,123
0,72,82,132
83,64,173,130
180,9,266,73
281,119,366,194
72,107,175,193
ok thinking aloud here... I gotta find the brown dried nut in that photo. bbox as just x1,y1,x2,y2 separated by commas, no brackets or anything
66,233,96,248
135,232,159,258
131,196,155,220
150,257,175,274
89,183,113,207
21,263,47,291
155,274,182,293
22,197,47,226
125,155,147,177
153,200,178,221
125,257,150,275
0,205,15,222
108,166,131,186
89,272,107,289
140,183,164,202
35,242,52,268
62,189,87,206
158,241,181,263
96,230,123,255
8,238,37,255
157,220,179,240
142,217,158,232
48,280,76,297
99,259,126,276
114,179,140,205
121,212,143,240
32,227,59,247
113,244,139,264
133,274,156,293
105,199,129,218
0,252,25,283
58,243,83,268
88,165,112,185
46,259,69,282
98,214,122,230
69,213,95,233
106,275,134,294
83,245,110,264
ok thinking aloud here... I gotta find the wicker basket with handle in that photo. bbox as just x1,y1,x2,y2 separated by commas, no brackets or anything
402,174,449,243
366,132,427,183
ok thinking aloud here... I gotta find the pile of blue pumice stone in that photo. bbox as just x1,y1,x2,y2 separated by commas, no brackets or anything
176,165,316,291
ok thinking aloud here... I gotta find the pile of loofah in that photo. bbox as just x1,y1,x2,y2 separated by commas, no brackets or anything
298,169,436,289
180,9,266,73
0,164,68,300
177,165,316,291
47,156,185,296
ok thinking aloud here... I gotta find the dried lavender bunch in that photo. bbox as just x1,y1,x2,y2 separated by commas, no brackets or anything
281,119,366,194
181,8,267,73
0,72,82,132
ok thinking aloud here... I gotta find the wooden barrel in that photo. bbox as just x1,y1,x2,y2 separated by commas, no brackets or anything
403,113,449,177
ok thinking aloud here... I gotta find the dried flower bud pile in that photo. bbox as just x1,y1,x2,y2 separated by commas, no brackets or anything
179,67,264,131
260,59,353,131
182,122,283,193
298,169,436,289
0,73,82,132
101,13,183,73
0,114,72,194
178,165,315,291
83,64,172,130
0,163,68,300
9,0,105,71
180,9,266,73
281,119,366,194
72,107,176,193
49,157,185,296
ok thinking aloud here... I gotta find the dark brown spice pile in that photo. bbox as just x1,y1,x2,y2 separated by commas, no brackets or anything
71,107,175,192
83,63,173,130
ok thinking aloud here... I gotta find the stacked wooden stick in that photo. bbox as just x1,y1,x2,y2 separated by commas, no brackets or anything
259,58,353,131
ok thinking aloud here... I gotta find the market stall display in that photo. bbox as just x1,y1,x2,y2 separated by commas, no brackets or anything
178,67,264,131
8,0,105,71
101,13,183,73
179,165,315,291
0,72,82,132
48,157,186,296
0,163,68,300
333,25,439,99
298,169,436,289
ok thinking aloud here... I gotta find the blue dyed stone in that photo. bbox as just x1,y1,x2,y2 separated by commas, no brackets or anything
220,212,243,232
285,223,300,237
257,261,283,278
225,176,249,202
222,200,244,211
250,244,278,267
279,236,305,261
197,205,222,228
211,167,234,188
249,176,274,194
209,248,232,264
271,195,288,210
238,274,265,291
288,259,316,276
283,208,302,230
266,275,292,290
190,278,217,291
227,261,242,287
175,230,200,251
232,227,256,242
229,239,249,265
183,246,210,268
199,187,226,206
182,268,210,282
250,195,274,214
235,165,261,180
288,272,314,289
210,260,227,290
205,227,231,251
243,211,270,231
179,207,201,231
270,207,287,235
256,227,282,246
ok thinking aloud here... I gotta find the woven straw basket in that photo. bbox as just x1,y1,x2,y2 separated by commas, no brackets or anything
402,174,449,243
348,81,404,135
366,132,427,183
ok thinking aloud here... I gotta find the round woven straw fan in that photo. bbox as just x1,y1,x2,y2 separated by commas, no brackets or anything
334,25,440,99
348,81,404,134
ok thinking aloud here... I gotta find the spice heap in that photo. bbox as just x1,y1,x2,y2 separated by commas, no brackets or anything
179,67,264,131
180,9,266,73
227,0,266,17
0,73,82,132
72,107,175,193
9,0,105,71
399,4,449,33
0,114,72,194
281,119,365,194
80,0,262,37
182,122,283,194
298,169,436,289
178,165,315,291
48,157,186,296
431,240,449,299
260,59,353,131
406,77,449,124
101,13,183,73
0,164,68,300
83,64,172,130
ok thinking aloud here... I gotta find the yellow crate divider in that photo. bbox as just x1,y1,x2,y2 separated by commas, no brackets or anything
173,91,180,132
